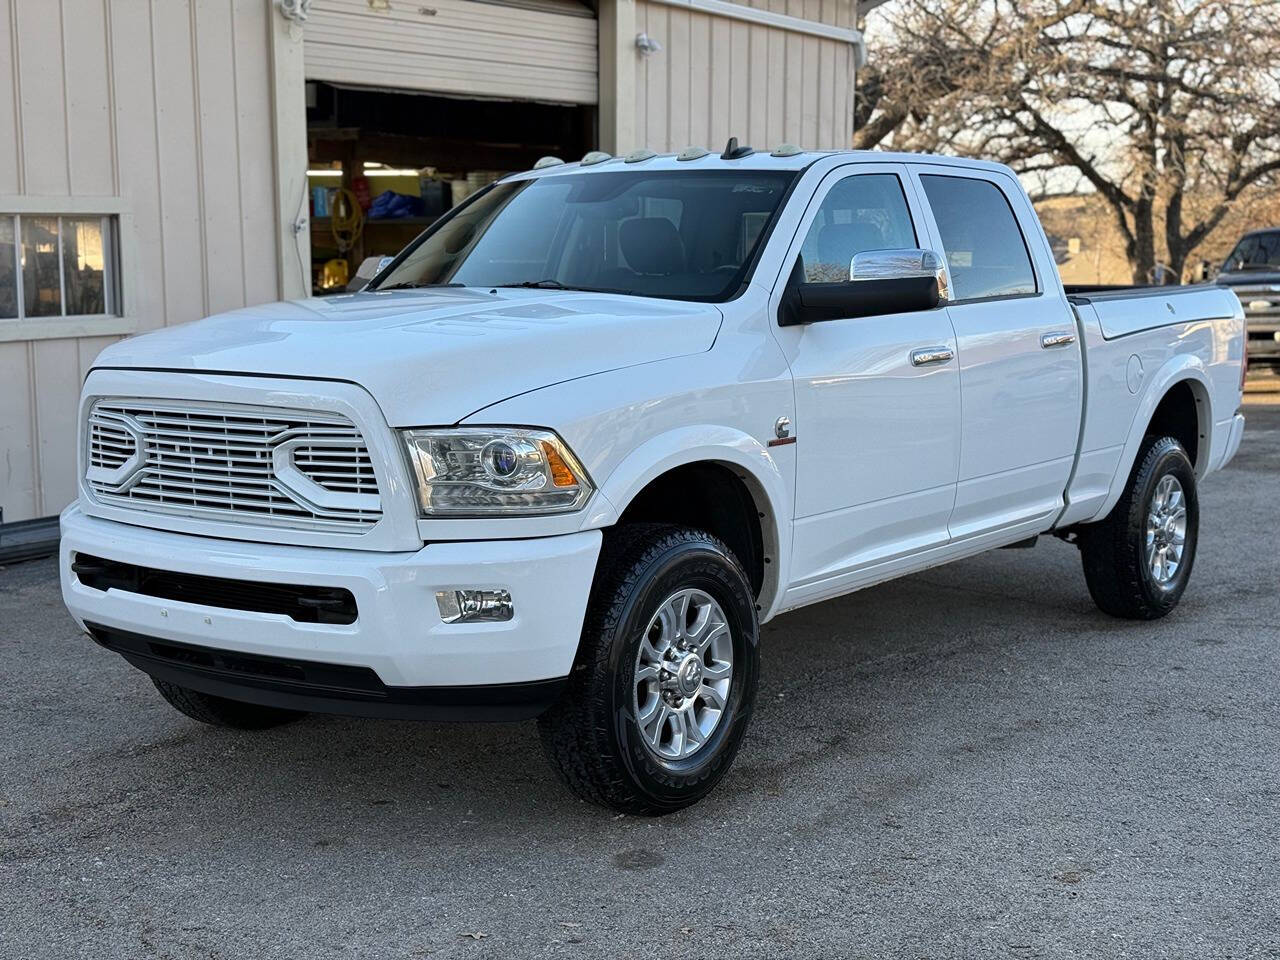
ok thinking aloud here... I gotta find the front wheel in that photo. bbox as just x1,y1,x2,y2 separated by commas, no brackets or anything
538,524,760,815
1078,435,1199,619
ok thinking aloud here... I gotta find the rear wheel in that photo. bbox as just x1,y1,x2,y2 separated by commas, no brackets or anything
151,678,306,730
538,524,760,815
1079,435,1199,620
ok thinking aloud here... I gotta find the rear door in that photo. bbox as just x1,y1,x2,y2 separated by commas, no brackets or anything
909,165,1082,539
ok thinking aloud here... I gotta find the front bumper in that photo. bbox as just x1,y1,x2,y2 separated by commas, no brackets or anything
60,505,602,718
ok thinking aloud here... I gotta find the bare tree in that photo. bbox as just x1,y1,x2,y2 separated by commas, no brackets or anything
859,0,1280,283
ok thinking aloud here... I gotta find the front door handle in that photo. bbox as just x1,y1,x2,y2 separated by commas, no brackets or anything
1041,331,1076,348
911,346,954,366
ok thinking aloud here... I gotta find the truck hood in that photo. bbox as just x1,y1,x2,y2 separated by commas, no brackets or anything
93,288,723,425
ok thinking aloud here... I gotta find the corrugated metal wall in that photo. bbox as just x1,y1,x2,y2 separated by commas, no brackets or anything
634,0,857,153
305,0,599,105
0,0,282,524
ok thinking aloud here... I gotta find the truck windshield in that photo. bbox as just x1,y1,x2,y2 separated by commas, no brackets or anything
371,170,797,302
1222,231,1280,271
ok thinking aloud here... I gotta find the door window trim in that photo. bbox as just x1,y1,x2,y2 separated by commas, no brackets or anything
768,162,929,310
908,168,1045,306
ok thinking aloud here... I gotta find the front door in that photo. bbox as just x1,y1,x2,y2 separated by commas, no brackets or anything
771,164,962,602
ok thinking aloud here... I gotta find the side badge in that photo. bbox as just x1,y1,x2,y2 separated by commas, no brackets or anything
768,416,796,447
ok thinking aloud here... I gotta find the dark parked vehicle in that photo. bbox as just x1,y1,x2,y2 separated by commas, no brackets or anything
1217,228,1280,368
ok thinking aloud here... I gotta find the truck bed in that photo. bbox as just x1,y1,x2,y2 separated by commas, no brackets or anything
1065,283,1240,340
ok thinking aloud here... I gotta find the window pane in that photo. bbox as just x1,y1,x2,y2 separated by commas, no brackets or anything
798,174,918,283
919,175,1037,300
22,216,62,317
0,216,16,319
63,217,108,315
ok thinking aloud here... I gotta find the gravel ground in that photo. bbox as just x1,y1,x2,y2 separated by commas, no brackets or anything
2,404,1277,960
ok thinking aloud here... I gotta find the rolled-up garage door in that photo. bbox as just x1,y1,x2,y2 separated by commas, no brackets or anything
305,0,598,105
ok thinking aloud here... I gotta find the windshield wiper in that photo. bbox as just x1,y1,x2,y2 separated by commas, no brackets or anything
376,281,464,290
492,279,575,290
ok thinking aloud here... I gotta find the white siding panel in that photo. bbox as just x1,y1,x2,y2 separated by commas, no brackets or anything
0,0,23,194
194,0,246,316
63,0,115,197
109,0,166,328
1,0,283,524
0,342,36,521
305,0,598,105
151,0,208,325
14,0,69,195
232,0,280,308
633,0,855,154
31,337,79,514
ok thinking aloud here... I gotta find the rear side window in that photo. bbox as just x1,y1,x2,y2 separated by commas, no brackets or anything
798,174,917,283
920,175,1037,301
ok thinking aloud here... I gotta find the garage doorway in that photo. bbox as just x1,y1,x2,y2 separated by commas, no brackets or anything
306,84,595,294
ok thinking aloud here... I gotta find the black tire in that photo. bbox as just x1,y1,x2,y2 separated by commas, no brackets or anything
538,524,760,815
1078,435,1199,620
151,678,306,730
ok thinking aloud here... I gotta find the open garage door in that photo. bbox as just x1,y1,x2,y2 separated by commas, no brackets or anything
305,0,599,105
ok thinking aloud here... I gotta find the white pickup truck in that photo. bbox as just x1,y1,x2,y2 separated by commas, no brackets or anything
61,146,1246,814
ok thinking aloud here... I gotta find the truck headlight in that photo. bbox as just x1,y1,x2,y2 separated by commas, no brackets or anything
400,427,593,516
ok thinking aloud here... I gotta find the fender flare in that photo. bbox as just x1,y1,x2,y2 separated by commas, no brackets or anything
1093,355,1213,521
591,424,793,620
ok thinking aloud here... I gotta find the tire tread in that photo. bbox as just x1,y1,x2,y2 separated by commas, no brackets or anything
1079,435,1197,620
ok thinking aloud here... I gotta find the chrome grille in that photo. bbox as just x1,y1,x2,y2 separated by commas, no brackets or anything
85,400,382,531
1225,284,1280,320
291,443,378,495
88,410,136,471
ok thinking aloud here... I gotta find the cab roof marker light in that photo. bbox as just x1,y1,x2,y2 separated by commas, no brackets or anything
533,156,565,169
623,149,657,164
771,143,804,157
580,151,613,166
677,146,711,161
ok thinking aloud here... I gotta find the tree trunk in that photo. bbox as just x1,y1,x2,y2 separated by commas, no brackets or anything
1130,197,1157,285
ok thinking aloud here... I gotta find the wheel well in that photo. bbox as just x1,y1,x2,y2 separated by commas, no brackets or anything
1147,380,1205,468
615,462,769,600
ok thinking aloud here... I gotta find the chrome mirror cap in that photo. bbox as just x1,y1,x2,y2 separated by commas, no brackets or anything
850,248,949,303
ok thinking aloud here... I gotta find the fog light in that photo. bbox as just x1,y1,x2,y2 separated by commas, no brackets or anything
435,588,514,624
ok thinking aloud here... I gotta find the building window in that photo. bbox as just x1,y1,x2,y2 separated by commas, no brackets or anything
0,214,119,321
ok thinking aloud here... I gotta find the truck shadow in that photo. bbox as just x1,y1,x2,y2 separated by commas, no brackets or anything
25,538,1111,849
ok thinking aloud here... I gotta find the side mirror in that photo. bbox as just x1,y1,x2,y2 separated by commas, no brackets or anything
346,255,395,292
779,248,949,326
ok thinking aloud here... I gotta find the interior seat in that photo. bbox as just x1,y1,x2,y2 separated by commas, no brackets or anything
620,218,686,276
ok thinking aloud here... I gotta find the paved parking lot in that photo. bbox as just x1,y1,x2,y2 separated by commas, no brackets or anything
2,400,1277,960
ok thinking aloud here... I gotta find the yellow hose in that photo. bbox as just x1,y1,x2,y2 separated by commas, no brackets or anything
329,187,364,253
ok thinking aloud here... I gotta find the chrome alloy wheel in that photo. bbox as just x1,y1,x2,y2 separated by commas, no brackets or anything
633,588,734,761
1146,474,1188,585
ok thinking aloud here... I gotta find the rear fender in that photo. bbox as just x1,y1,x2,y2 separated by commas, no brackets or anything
1093,357,1212,521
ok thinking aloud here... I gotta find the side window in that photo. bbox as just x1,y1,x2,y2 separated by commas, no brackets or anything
919,175,1037,300
798,174,917,283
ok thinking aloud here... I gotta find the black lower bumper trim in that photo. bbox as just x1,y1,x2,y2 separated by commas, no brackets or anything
73,553,358,625
85,622,566,722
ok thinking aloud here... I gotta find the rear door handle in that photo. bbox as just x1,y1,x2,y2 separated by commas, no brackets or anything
1041,331,1076,348
911,346,954,366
